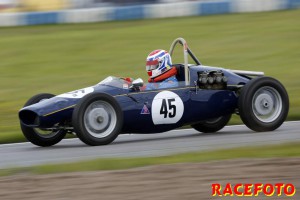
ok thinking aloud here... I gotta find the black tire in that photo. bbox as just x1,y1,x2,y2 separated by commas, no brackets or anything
191,114,231,133
72,93,123,146
238,76,289,132
20,93,67,147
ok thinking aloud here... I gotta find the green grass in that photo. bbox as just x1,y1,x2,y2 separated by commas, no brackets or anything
1,142,300,176
0,10,299,143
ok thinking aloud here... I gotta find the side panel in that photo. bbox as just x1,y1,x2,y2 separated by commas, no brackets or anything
118,87,237,133
187,89,237,124
118,88,190,133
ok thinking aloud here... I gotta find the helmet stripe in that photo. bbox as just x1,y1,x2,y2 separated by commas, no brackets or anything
147,51,166,61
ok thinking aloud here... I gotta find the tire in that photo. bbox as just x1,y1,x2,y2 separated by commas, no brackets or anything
20,93,67,147
72,93,123,146
191,114,231,133
238,76,289,132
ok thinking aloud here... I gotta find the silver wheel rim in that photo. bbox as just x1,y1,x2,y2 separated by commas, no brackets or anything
84,100,117,138
33,128,60,138
252,86,282,123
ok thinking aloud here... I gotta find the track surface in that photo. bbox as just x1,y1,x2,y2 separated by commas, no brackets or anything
0,121,299,169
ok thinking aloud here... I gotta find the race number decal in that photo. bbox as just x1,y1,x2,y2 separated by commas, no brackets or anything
151,91,184,125
57,87,94,99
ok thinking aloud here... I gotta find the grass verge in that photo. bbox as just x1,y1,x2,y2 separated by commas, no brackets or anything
1,142,300,176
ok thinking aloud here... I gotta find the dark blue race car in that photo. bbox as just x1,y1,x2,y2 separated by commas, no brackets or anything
19,38,289,146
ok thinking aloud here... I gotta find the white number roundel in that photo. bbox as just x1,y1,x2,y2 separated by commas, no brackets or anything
151,91,184,125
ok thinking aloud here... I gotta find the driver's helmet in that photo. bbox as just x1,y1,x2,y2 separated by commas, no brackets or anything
146,49,172,78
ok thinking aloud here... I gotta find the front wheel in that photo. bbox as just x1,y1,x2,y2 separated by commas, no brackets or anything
238,76,289,132
191,114,231,133
20,93,67,147
72,93,123,146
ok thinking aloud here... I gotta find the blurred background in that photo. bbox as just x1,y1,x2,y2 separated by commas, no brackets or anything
0,0,299,143
3,0,193,12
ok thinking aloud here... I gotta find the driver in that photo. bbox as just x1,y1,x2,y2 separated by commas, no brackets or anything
145,49,178,90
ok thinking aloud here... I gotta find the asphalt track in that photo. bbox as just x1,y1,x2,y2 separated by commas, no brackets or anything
0,121,299,169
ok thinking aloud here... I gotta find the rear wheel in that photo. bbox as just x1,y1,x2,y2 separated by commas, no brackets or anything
238,76,289,132
191,114,231,133
72,93,123,146
20,93,67,147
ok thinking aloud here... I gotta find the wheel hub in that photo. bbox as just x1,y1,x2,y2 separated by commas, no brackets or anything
83,100,117,139
87,108,110,132
254,93,274,115
252,86,283,123
97,116,104,123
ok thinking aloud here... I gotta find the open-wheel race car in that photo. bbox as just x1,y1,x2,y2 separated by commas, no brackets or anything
19,38,289,146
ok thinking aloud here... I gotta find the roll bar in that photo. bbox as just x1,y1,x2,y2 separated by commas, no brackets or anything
169,38,201,86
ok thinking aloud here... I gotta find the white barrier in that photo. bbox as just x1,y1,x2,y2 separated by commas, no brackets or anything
231,0,286,12
0,13,19,26
144,2,198,19
61,8,113,23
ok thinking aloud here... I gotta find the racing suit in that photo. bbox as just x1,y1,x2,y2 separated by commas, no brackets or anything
145,75,178,90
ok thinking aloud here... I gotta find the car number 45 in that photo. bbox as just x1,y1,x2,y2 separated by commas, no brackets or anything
160,98,176,118
152,91,184,125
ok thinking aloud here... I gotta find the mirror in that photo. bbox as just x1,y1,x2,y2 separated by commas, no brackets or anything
130,78,144,91
132,78,144,87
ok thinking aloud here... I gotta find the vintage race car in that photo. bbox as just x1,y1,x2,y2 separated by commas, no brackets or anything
19,38,289,146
